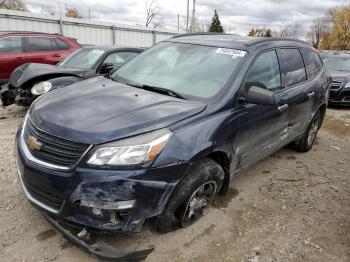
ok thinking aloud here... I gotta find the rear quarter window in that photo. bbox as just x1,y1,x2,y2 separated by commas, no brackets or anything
277,48,307,87
300,48,323,79
55,38,70,50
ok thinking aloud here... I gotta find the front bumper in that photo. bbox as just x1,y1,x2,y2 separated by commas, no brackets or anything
43,213,154,261
329,88,350,106
15,130,189,233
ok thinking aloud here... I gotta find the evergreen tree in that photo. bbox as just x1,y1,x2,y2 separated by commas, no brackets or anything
265,28,272,37
209,10,224,33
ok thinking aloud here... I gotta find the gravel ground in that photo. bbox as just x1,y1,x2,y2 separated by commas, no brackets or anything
0,105,349,262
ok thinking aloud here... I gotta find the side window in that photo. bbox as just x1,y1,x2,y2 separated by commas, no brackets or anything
0,37,22,53
103,51,139,69
27,37,56,52
278,48,307,87
245,50,282,92
55,38,69,50
300,48,323,79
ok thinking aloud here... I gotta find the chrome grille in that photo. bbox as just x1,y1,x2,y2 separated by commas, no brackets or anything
24,120,89,168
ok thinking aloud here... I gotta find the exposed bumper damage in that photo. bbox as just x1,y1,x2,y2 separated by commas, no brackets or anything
44,213,154,261
65,177,178,232
0,83,16,106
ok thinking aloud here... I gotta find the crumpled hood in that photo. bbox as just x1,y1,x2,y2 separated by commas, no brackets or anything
30,77,206,144
9,63,86,88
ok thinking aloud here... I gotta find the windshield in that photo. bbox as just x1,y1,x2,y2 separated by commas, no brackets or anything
59,48,105,69
112,42,246,100
324,57,350,71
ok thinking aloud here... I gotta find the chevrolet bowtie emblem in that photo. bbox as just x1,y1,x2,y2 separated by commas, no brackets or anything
26,136,43,150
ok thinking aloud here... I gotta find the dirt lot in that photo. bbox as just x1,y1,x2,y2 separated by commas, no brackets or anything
0,105,349,262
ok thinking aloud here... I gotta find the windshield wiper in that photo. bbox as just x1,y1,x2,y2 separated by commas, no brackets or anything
126,82,185,99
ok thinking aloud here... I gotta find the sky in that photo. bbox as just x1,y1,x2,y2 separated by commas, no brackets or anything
23,0,348,37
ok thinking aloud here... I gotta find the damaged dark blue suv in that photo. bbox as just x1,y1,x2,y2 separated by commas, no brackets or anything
15,33,330,260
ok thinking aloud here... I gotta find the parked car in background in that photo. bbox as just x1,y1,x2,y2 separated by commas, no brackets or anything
0,31,81,85
15,34,331,260
323,53,350,106
0,46,143,106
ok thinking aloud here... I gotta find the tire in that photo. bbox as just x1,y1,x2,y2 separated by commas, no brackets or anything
155,158,224,233
292,110,321,152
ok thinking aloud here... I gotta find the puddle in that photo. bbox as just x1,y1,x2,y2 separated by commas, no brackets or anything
36,229,57,241
213,188,239,209
184,224,216,248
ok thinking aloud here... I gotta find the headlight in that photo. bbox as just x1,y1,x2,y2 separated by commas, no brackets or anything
87,129,172,166
345,82,350,89
31,81,52,96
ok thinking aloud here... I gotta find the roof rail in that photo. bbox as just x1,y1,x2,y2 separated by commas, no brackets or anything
0,31,61,35
245,37,311,47
171,32,235,39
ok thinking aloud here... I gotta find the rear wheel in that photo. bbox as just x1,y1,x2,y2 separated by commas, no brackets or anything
155,158,224,233
292,111,321,152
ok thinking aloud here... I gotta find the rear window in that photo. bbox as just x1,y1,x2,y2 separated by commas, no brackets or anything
301,48,323,79
55,38,69,50
0,37,22,53
27,37,58,52
278,48,307,87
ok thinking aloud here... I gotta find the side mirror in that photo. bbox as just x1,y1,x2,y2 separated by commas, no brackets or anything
244,86,276,105
99,63,114,74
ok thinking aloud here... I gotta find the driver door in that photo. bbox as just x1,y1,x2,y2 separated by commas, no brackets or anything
235,50,290,169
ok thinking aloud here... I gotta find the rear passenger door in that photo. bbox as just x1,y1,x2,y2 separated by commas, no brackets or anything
276,48,315,139
0,36,26,81
24,37,65,65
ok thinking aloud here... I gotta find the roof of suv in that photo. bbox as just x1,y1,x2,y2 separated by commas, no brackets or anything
168,33,311,50
0,31,63,37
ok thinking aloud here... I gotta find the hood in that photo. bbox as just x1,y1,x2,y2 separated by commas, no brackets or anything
30,77,206,144
328,70,350,81
9,63,87,88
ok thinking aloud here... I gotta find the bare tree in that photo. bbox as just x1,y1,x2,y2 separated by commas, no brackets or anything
0,0,28,11
275,23,299,38
306,18,329,49
145,0,160,27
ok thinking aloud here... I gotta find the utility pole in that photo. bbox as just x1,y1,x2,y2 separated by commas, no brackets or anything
186,0,189,32
177,13,180,31
191,0,196,32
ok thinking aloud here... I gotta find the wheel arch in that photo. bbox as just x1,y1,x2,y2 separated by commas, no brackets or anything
191,148,231,195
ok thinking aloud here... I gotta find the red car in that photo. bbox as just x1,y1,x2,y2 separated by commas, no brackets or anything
0,31,81,85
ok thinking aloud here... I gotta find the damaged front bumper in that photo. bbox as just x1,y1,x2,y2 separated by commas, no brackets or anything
15,138,189,232
15,131,190,259
0,83,16,106
43,213,154,261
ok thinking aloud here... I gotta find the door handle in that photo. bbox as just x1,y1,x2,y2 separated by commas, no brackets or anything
52,54,61,58
17,57,25,60
307,91,315,98
278,104,288,112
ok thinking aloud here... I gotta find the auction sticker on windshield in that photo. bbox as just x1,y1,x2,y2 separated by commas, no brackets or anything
216,48,246,58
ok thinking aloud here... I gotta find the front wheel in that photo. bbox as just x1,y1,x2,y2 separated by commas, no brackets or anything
155,158,224,233
292,111,321,152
